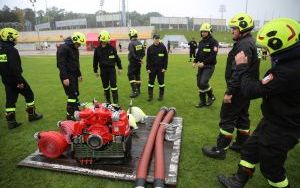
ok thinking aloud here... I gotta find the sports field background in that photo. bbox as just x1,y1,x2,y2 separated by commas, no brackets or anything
0,54,299,188
157,30,257,43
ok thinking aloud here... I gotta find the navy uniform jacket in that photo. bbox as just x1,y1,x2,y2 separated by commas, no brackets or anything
188,40,198,51
93,44,122,72
236,43,300,128
0,40,23,84
56,37,81,80
146,42,168,70
225,33,259,95
194,36,218,66
128,39,145,64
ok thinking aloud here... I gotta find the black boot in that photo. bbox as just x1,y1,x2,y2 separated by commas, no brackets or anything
202,146,226,160
66,104,76,121
195,92,206,108
206,89,216,106
218,166,253,188
158,95,164,101
147,87,153,102
158,87,164,101
104,89,111,103
130,83,138,98
26,106,43,122
230,130,250,153
112,90,119,104
6,112,22,129
136,83,141,96
202,133,232,160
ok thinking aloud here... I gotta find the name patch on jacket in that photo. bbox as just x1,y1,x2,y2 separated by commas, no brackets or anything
203,48,211,52
135,45,143,51
0,54,8,63
109,55,115,59
158,53,164,57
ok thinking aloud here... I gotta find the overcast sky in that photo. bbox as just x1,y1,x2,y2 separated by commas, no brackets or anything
1,0,299,25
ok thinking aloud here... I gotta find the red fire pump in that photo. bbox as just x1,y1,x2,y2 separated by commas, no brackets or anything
35,103,132,165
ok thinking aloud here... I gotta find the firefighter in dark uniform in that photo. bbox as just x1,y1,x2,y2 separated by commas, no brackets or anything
218,17,300,188
167,40,172,54
193,23,218,108
188,37,198,62
127,28,145,98
202,13,260,159
57,32,85,120
146,34,168,101
93,30,122,104
0,28,43,129
118,42,122,52
143,40,147,51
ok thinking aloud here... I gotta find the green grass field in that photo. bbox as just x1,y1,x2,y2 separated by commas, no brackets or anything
157,29,257,44
0,54,299,188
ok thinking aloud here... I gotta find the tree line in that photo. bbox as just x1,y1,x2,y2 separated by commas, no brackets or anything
0,5,162,31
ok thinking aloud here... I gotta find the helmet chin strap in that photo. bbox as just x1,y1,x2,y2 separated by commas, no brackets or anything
241,31,251,36
201,32,210,39
101,42,107,47
235,31,251,41
130,36,137,40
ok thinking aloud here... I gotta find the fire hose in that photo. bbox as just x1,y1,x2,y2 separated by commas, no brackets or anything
135,107,168,188
135,107,176,188
153,107,176,188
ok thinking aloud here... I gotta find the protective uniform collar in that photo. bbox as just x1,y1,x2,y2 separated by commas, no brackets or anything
154,42,161,46
64,37,75,48
202,35,212,40
271,42,300,64
0,40,16,48
100,43,110,48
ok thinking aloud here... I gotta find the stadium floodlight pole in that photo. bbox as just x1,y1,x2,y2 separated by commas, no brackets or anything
100,0,104,27
30,0,41,50
219,4,226,19
45,0,49,23
121,0,126,26
219,5,226,31
126,0,130,27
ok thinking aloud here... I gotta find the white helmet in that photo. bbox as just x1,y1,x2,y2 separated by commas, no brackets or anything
127,106,146,123
128,114,138,130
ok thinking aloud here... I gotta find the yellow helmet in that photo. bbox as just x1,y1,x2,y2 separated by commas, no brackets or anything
228,13,254,32
98,30,111,43
200,23,212,33
71,32,86,45
0,28,19,42
256,18,300,55
128,28,138,38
